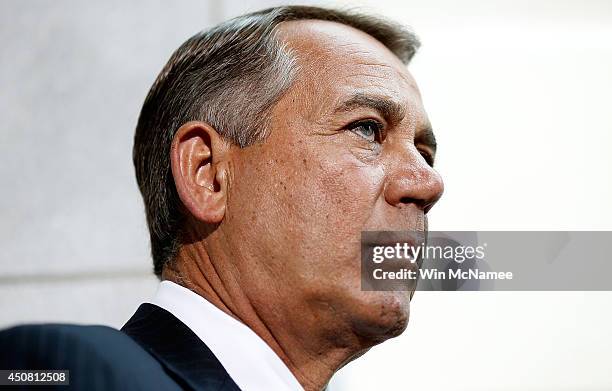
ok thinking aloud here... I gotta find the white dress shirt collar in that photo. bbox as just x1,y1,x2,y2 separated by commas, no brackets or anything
149,280,304,391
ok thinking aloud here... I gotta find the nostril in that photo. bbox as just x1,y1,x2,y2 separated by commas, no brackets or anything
399,197,419,205
399,197,437,214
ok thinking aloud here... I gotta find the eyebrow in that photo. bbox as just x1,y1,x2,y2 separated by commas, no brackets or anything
333,93,437,153
416,126,437,154
333,93,407,125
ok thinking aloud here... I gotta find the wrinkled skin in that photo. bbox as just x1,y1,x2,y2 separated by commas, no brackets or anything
164,20,444,391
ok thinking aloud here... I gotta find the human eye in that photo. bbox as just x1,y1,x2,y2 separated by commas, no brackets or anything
418,148,434,167
347,119,385,143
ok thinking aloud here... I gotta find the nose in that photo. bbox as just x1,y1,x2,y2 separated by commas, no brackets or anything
384,153,444,214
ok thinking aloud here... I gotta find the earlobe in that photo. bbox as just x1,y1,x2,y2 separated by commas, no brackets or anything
170,121,229,224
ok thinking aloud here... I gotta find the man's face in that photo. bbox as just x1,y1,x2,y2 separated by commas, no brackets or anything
220,20,443,344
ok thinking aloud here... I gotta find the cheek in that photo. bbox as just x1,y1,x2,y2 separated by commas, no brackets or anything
290,146,386,252
227,141,385,273
316,158,384,224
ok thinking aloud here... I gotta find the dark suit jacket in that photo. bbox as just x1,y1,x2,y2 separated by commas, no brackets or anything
0,303,241,390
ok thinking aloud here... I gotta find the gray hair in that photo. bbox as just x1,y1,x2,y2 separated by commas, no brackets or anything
133,5,421,277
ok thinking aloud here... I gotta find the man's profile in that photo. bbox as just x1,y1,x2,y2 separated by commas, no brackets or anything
0,5,443,391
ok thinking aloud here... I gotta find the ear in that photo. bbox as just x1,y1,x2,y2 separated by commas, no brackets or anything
170,121,230,224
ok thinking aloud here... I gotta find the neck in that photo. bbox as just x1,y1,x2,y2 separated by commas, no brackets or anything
162,235,369,391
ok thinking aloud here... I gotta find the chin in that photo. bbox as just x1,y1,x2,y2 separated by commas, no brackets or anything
348,289,411,344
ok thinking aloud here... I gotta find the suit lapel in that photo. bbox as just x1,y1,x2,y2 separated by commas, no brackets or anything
121,303,241,391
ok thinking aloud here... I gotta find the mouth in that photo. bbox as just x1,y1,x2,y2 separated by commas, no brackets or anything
360,231,425,292
363,231,427,258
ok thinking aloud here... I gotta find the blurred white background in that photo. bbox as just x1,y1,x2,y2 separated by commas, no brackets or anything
1,1,611,390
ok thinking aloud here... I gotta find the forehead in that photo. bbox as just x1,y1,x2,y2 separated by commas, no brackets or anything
276,19,424,121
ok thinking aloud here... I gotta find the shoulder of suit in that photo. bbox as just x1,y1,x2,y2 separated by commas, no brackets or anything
0,323,183,390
